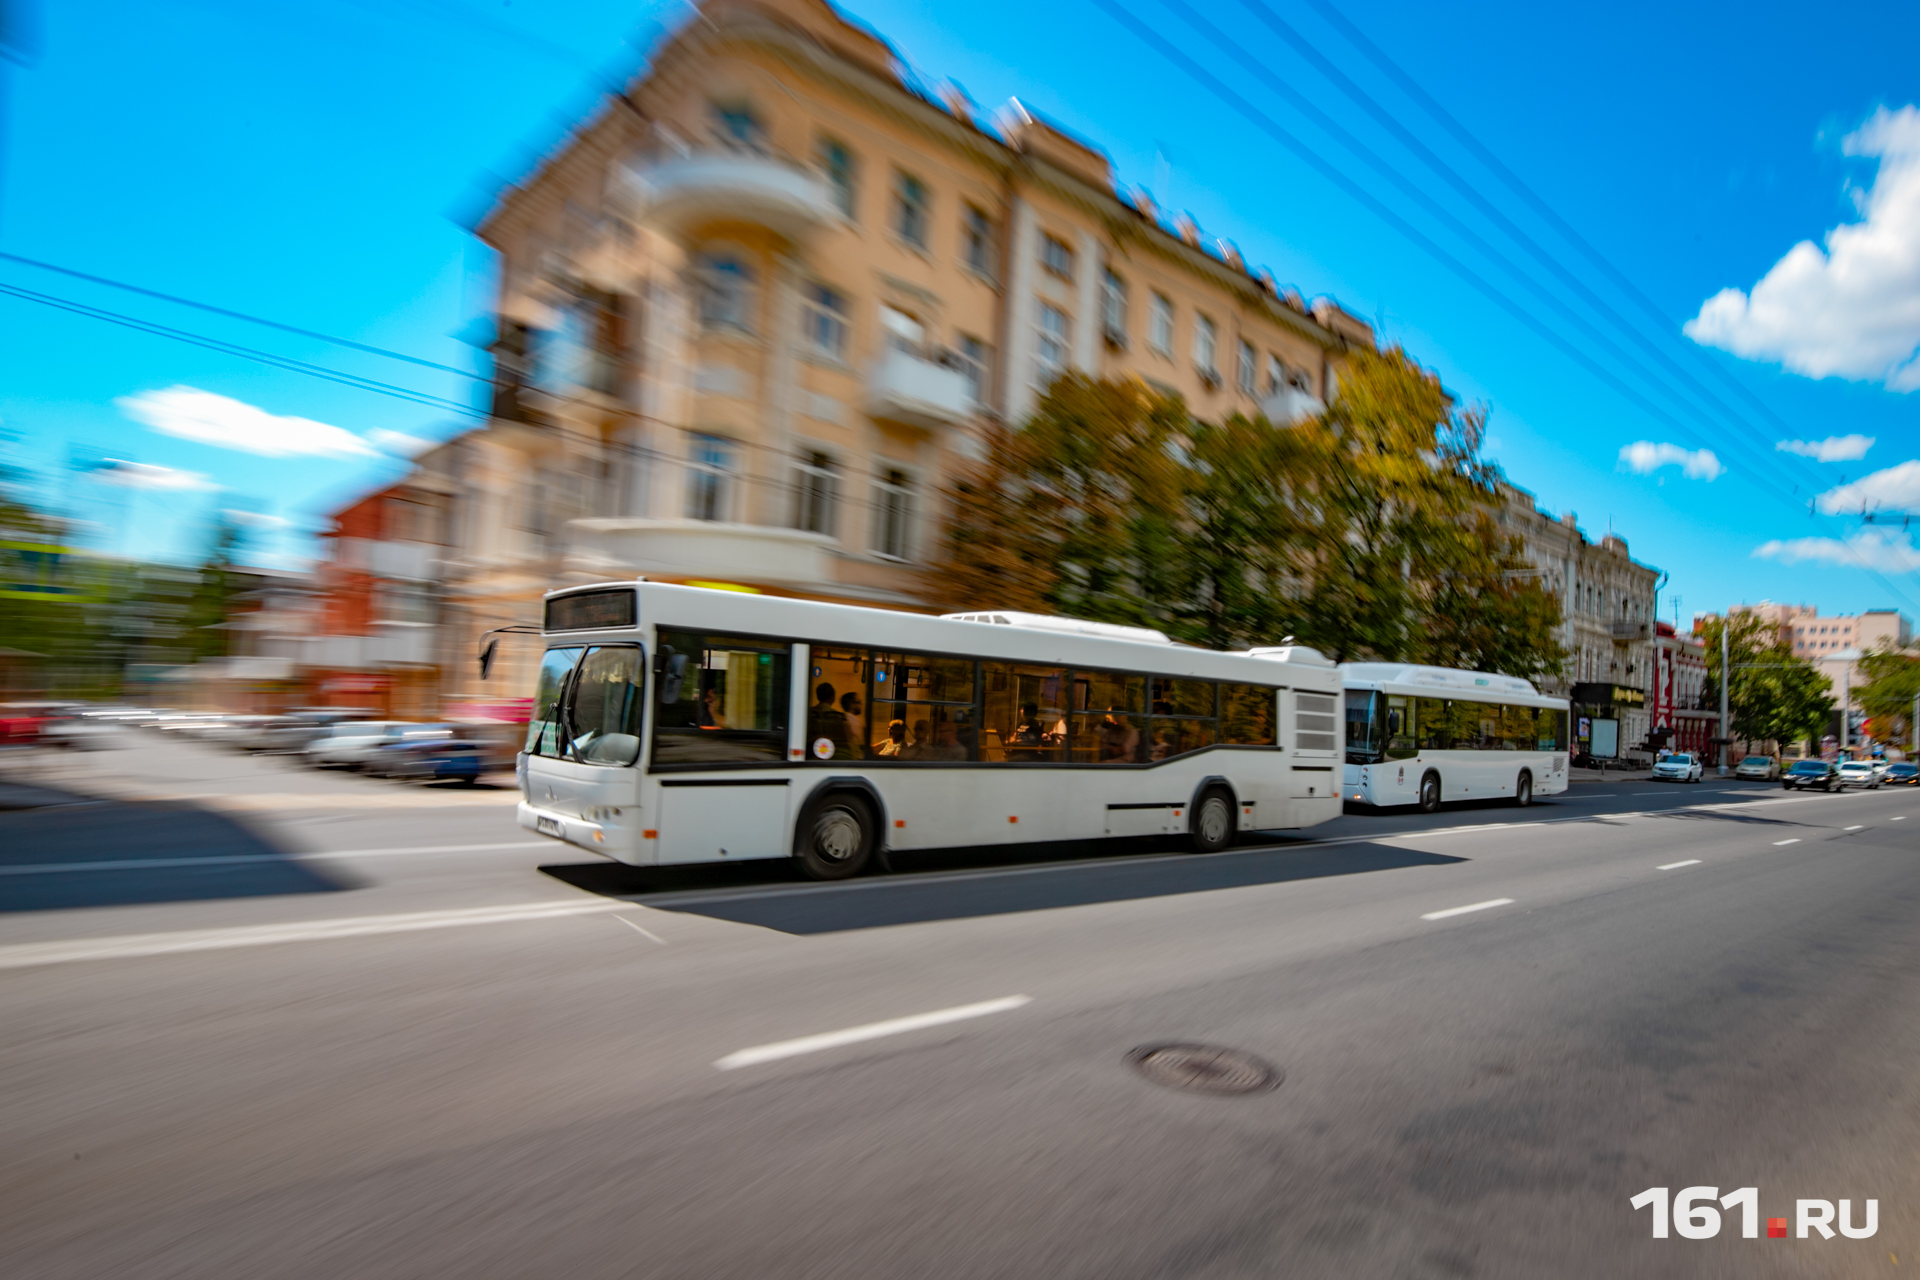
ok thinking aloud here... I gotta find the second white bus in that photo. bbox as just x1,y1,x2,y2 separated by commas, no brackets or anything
1340,663,1571,811
509,582,1347,878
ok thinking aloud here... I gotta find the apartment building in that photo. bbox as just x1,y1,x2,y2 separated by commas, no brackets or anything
1650,622,1714,758
1497,483,1660,757
392,0,1374,704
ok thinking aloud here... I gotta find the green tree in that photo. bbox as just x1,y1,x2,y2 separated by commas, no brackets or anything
1698,613,1833,750
1856,646,1920,748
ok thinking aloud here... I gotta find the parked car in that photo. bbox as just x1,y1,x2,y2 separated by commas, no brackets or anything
367,737,486,784
304,721,411,769
1733,754,1778,781
1887,762,1920,786
1783,759,1839,791
1652,751,1704,783
1837,760,1881,790
1869,758,1891,782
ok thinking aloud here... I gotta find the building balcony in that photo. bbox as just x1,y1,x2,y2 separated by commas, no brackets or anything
616,153,836,243
1260,387,1326,425
1610,620,1650,642
865,348,973,429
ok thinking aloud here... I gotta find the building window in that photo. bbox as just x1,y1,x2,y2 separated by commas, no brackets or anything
793,450,838,536
1149,292,1174,355
894,172,928,249
818,138,857,218
963,205,993,276
1237,339,1256,395
881,304,925,357
1193,314,1217,380
712,101,761,150
872,468,915,560
1035,302,1069,387
1101,269,1128,344
696,255,754,331
374,581,436,625
1263,353,1285,396
1041,233,1074,279
956,335,992,406
685,434,734,522
801,283,848,358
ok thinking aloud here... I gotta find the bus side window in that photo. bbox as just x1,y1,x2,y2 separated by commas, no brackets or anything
1415,697,1449,751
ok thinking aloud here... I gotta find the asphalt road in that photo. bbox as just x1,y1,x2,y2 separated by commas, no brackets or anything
3,733,1917,1278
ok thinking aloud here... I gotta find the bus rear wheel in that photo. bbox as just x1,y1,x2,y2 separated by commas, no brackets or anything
794,792,875,881
1514,771,1533,807
1188,788,1236,854
1418,773,1441,814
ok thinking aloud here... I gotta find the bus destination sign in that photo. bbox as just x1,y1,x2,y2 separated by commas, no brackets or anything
545,588,636,632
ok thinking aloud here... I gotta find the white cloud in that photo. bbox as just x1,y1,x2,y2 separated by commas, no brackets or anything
1815,458,1920,513
1684,105,1920,390
222,508,291,530
1777,434,1875,461
368,428,430,457
89,459,218,492
1619,440,1724,480
117,386,378,458
1754,527,1920,571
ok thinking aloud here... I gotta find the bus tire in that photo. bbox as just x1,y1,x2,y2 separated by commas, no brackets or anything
793,791,875,881
1418,772,1441,814
1188,787,1236,854
1514,771,1532,807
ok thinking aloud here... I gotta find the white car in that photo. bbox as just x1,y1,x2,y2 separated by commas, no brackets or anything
1652,752,1704,783
1837,760,1881,790
305,721,410,769
1734,755,1778,781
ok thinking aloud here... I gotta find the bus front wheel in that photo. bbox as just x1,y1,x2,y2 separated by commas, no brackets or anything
1418,773,1441,814
794,792,875,881
1188,788,1236,854
1514,771,1533,807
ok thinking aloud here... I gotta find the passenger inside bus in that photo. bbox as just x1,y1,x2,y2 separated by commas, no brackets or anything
809,682,854,758
875,719,907,756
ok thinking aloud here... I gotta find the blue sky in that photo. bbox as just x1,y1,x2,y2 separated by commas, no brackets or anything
3,0,1918,626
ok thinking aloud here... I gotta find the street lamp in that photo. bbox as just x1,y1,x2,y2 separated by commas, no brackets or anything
1833,647,1862,758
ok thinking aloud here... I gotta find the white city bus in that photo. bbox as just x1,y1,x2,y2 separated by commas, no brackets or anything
505,581,1345,879
1340,663,1571,812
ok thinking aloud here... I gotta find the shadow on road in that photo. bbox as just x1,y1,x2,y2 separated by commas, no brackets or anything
0,788,357,913
542,837,1468,935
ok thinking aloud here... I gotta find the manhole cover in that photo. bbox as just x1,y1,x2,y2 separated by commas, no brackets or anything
1127,1043,1282,1095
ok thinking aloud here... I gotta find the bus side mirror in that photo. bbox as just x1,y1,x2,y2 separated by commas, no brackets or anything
479,639,498,681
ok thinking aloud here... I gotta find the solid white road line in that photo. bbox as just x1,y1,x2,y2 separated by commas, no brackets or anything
1773,838,1801,846
0,899,628,971
1657,859,1702,870
714,995,1033,1071
1420,898,1515,921
0,841,550,876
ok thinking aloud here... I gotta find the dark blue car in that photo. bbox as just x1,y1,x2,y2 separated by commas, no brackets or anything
368,737,485,784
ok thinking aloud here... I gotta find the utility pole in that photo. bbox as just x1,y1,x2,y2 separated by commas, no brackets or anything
1717,623,1730,777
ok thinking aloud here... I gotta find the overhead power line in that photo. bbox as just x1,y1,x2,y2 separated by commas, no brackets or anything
1156,0,1816,504
0,250,488,381
1291,0,1823,455
0,281,484,418
1230,0,1830,501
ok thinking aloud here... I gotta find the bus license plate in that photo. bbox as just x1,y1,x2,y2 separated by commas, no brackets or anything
536,815,562,837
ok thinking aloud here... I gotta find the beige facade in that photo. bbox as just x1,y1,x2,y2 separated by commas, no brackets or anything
411,0,1375,704
1699,601,1914,705
1498,483,1660,755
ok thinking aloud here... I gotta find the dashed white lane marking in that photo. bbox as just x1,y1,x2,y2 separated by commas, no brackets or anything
1657,859,1702,870
1846,825,1864,831
611,915,667,945
1895,816,1908,821
0,899,628,971
1773,838,1801,846
714,995,1033,1071
0,841,550,877
1420,898,1516,921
